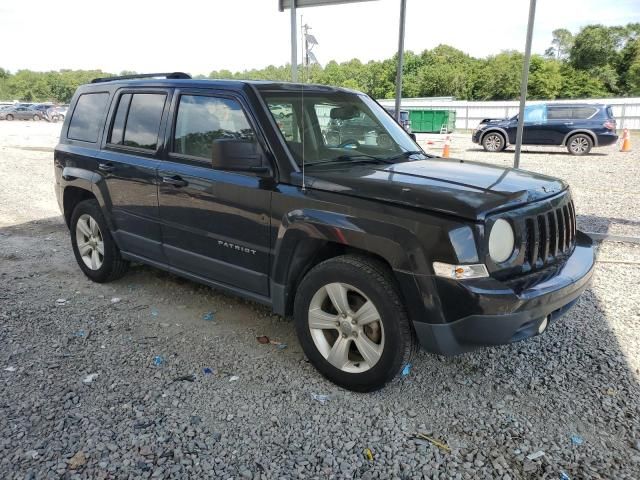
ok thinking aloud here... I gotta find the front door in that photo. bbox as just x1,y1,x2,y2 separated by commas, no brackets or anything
158,91,272,296
506,104,549,144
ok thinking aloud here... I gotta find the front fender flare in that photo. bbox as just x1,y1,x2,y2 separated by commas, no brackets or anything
270,208,428,315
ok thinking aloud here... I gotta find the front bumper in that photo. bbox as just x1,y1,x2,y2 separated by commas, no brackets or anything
413,231,595,355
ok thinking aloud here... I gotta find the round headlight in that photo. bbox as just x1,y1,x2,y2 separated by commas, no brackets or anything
488,219,514,263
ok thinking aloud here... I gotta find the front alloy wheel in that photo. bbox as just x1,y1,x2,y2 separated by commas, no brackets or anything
482,132,505,152
308,282,384,373
294,255,415,392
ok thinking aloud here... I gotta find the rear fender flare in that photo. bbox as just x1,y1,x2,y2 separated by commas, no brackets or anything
562,129,598,147
61,166,114,230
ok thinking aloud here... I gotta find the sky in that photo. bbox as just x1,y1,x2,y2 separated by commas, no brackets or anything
1,0,639,75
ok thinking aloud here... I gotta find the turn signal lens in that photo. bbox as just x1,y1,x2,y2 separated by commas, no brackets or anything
433,262,489,279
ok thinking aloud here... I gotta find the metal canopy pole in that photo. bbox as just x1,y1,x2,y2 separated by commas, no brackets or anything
291,1,298,82
394,0,407,122
513,0,537,169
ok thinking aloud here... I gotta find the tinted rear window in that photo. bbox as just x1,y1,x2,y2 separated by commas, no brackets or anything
108,93,166,150
547,107,573,120
68,93,109,142
571,107,597,119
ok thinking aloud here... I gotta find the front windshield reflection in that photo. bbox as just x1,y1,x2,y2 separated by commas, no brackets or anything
260,90,424,167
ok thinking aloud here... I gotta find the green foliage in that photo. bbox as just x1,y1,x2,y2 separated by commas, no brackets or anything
1,23,638,103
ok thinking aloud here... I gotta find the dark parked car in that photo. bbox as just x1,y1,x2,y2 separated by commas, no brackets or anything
0,106,43,121
55,73,594,391
472,103,618,155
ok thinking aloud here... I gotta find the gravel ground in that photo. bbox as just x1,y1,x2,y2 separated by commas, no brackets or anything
1,122,639,479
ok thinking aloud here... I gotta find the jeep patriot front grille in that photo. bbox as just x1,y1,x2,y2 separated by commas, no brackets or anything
524,197,576,271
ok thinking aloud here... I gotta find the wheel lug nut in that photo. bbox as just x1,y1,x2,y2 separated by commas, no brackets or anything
342,333,347,338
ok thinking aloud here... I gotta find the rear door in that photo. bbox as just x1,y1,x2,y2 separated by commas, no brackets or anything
541,106,573,144
97,88,172,262
157,89,272,296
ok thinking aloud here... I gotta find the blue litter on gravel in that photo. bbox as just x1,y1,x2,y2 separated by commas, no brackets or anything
203,368,214,375
276,343,288,350
560,472,571,480
73,330,86,337
150,309,159,317
401,363,412,377
202,312,215,321
570,435,583,446
153,355,165,366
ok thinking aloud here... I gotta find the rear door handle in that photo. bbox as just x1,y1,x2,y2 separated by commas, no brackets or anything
98,163,115,172
162,175,189,188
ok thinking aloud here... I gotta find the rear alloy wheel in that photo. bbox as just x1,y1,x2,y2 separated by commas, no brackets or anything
5,114,13,121
33,114,41,121
294,255,415,392
70,199,129,282
567,134,593,155
482,132,505,152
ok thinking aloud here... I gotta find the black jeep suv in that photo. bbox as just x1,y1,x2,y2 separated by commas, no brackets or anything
55,73,595,391
473,103,617,155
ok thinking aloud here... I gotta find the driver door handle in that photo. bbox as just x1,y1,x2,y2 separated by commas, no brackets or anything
162,175,189,188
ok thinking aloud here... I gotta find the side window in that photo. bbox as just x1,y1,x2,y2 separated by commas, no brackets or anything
108,93,166,150
571,107,597,120
523,104,547,123
110,94,131,145
68,92,109,142
547,107,572,120
172,95,256,161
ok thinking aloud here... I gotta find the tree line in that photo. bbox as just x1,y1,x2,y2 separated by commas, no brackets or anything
1,23,638,104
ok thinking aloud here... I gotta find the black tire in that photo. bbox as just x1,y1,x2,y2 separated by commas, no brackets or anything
482,131,506,152
33,114,41,121
70,199,129,283
5,114,13,121
293,254,416,392
566,133,593,155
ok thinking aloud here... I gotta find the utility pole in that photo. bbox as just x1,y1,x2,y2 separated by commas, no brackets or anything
290,1,298,82
394,0,407,122
513,0,537,169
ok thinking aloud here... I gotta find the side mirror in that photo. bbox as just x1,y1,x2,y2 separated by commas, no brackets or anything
211,138,271,175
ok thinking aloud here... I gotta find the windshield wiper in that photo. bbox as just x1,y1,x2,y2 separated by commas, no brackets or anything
304,154,394,167
382,150,429,162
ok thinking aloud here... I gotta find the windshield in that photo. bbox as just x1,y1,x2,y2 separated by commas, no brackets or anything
259,90,423,167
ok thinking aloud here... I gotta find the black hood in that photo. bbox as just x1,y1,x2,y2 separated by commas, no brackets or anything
479,117,511,126
304,158,567,221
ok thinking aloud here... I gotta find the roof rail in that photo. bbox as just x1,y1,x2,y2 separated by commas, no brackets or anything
91,72,192,84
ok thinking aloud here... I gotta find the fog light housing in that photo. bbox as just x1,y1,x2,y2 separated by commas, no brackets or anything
433,262,489,279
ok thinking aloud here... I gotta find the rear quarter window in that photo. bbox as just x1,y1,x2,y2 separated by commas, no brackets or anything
68,92,110,142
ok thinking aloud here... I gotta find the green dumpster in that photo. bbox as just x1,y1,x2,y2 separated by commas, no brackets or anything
408,109,456,133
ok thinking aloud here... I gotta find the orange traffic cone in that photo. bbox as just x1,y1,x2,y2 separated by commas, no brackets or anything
442,135,451,158
620,128,631,152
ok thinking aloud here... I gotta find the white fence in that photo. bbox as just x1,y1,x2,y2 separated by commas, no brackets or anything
378,97,640,130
